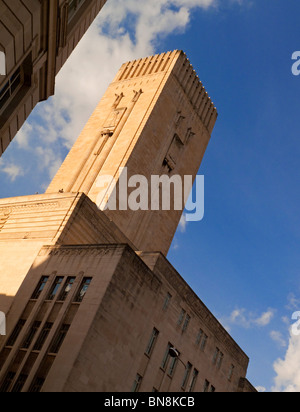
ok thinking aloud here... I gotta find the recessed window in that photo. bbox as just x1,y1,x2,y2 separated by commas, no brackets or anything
0,371,16,393
68,0,85,22
161,343,172,371
188,369,199,392
177,309,186,326
212,347,224,369
181,362,192,390
58,277,76,301
49,324,70,354
0,67,21,110
74,277,92,303
196,329,208,351
145,328,159,357
132,374,142,393
31,277,49,300
163,293,172,311
47,277,64,301
182,314,191,332
33,322,53,351
21,321,41,349
6,319,26,347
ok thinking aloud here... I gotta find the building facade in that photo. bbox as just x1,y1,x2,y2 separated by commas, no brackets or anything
0,51,256,392
0,0,107,156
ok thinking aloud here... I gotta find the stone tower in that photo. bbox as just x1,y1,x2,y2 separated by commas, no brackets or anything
47,50,218,255
0,52,256,393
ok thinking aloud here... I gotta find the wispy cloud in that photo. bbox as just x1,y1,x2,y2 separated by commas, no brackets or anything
0,159,24,182
224,307,275,329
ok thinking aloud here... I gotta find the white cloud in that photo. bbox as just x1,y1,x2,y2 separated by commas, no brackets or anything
226,307,275,329
270,330,287,349
272,328,300,392
0,159,24,182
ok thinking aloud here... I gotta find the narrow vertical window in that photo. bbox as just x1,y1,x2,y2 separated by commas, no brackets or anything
33,322,53,351
31,277,49,300
182,314,191,332
188,369,199,392
161,343,172,371
49,324,70,354
177,309,186,326
203,379,210,393
6,319,26,346
47,277,64,301
228,364,235,382
58,277,76,301
11,374,28,393
74,277,92,303
132,374,142,393
0,372,16,393
21,321,41,349
163,293,172,311
181,362,192,390
145,328,159,357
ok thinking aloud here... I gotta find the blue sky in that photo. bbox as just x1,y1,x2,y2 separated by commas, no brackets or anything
1,0,300,392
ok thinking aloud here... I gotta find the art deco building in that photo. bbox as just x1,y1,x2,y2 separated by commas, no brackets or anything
0,0,107,157
0,51,256,392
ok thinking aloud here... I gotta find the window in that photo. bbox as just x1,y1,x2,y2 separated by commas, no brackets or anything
168,355,178,377
177,309,186,326
132,374,142,393
33,322,53,351
0,372,15,393
74,277,92,303
182,314,191,332
58,277,76,301
228,364,235,382
163,293,172,311
21,321,41,349
145,328,159,357
196,329,208,351
11,374,28,393
203,379,210,393
181,362,192,390
161,343,172,371
0,67,22,110
47,277,64,301
6,319,26,346
212,347,224,369
188,369,199,392
29,377,45,393
49,324,70,354
31,277,49,300
210,385,216,393
68,0,85,22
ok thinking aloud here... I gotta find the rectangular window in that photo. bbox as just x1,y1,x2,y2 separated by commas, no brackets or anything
0,67,22,110
163,293,172,311
177,309,186,326
74,277,92,303
31,277,49,300
21,321,41,349
203,379,210,393
132,374,142,393
58,277,76,301
188,369,199,392
6,319,26,347
196,329,208,351
210,385,216,393
168,355,178,377
68,0,85,22
29,377,45,393
181,362,192,390
145,328,159,357
11,374,28,393
33,322,53,351
161,343,172,371
228,364,235,382
0,371,15,393
182,314,191,332
49,324,70,354
47,277,64,301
